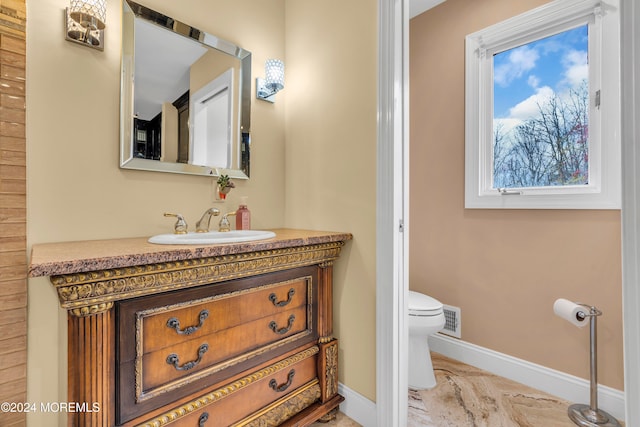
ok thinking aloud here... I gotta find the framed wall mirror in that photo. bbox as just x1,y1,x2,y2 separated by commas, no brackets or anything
120,0,251,178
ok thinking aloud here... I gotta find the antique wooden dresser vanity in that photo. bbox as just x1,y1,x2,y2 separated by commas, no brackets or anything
29,229,352,426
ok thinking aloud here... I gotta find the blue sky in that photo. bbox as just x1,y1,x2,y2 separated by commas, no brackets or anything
493,24,588,130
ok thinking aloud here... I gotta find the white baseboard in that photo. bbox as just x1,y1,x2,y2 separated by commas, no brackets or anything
429,333,626,421
338,383,377,427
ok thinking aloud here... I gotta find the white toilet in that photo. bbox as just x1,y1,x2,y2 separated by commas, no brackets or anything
408,290,446,389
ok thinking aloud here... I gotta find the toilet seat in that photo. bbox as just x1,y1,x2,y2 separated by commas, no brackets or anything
409,290,443,316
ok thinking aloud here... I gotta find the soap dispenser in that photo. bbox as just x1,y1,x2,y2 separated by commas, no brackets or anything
236,197,251,230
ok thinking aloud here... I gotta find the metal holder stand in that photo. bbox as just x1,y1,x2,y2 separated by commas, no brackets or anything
568,304,621,427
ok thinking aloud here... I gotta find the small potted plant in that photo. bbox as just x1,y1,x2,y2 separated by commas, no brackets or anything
216,174,235,199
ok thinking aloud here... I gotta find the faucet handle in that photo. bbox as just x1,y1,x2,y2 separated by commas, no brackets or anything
218,211,236,232
164,213,188,234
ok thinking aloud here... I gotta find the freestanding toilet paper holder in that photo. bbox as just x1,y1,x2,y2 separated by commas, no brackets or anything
568,303,621,427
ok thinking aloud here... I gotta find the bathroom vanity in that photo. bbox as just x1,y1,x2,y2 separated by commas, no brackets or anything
29,229,351,426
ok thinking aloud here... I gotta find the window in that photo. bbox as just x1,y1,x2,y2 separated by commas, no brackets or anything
465,0,620,209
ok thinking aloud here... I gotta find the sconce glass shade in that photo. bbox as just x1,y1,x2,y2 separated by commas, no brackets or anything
264,59,285,92
66,0,106,50
69,0,106,30
257,59,285,102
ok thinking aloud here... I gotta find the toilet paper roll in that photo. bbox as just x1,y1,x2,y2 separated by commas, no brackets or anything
553,298,589,328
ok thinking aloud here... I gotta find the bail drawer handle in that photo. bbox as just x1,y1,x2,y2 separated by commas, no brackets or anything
269,288,296,307
268,314,295,335
166,309,209,335
166,343,209,371
269,369,295,393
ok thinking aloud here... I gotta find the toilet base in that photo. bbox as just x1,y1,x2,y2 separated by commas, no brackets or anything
408,335,437,390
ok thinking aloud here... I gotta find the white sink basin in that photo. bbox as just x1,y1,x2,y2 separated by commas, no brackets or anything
148,230,276,245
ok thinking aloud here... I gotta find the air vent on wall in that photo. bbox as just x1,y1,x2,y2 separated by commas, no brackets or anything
440,304,461,338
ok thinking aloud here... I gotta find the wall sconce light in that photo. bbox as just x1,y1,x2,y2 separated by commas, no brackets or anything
65,0,106,50
256,59,285,103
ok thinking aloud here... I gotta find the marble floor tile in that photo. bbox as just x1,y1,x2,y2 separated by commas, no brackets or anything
409,352,618,427
307,352,624,426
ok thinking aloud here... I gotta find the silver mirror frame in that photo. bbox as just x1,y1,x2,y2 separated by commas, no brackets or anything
120,0,251,179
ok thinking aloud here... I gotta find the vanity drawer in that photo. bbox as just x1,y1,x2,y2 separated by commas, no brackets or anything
143,305,309,391
116,267,320,425
142,278,309,354
136,346,320,427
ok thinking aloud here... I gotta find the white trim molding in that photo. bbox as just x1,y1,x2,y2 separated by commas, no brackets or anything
377,0,410,425
429,334,625,421
620,0,640,423
338,383,377,427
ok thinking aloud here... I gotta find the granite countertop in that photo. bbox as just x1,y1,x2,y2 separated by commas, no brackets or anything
29,228,352,278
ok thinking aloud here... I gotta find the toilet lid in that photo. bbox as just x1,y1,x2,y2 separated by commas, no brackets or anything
408,290,443,316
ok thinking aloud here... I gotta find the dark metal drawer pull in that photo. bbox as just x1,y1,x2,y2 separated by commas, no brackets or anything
269,369,295,393
269,288,296,307
166,309,209,335
268,314,295,335
198,412,209,426
166,343,209,371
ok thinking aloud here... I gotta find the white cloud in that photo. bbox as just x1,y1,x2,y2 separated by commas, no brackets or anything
562,49,588,87
508,86,555,121
494,117,523,137
494,45,540,87
527,75,540,88
538,37,564,56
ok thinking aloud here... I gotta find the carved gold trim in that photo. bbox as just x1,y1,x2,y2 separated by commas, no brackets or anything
318,408,339,422
324,342,339,398
318,336,334,344
136,346,319,427
234,382,322,427
135,277,315,402
69,302,113,317
51,242,344,315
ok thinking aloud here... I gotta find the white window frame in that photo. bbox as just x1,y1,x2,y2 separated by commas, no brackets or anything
465,0,620,209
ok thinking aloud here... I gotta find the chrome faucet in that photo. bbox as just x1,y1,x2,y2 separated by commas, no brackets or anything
195,207,221,233
164,213,188,234
218,211,236,232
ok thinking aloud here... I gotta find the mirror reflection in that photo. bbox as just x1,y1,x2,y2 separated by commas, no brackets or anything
120,0,251,178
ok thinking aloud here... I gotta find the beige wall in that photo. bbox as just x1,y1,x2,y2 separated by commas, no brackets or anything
410,0,624,390
26,0,286,424
284,0,378,401
27,1,379,425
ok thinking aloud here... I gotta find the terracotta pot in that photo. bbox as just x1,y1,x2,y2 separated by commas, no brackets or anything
219,186,231,200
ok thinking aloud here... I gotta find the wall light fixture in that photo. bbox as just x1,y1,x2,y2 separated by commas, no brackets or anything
65,0,106,50
256,59,285,103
